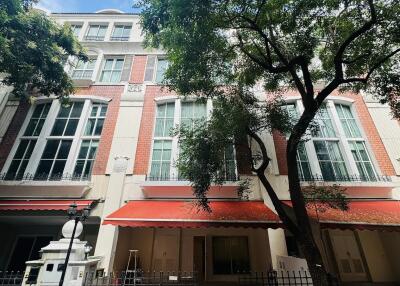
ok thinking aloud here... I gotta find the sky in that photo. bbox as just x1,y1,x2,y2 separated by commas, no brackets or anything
35,0,140,13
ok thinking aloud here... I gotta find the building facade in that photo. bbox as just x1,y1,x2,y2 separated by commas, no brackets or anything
0,9,400,285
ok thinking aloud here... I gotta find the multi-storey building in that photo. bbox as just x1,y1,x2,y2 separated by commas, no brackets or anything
0,8,400,285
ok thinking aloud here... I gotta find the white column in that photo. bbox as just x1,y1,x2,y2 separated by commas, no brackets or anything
268,228,288,269
94,156,129,272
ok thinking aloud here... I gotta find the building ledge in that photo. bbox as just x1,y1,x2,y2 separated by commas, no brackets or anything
140,180,240,198
72,78,94,87
0,180,91,198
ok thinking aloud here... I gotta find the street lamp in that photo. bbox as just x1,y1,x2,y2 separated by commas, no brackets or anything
59,202,91,286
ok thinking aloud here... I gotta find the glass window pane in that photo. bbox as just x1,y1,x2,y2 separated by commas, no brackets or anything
122,26,131,37
114,59,124,70
164,119,174,136
110,71,121,82
14,140,29,159
25,140,37,158
74,160,85,177
113,26,123,37
100,71,111,82
42,140,59,159
71,103,83,118
88,141,99,159
83,160,93,177
154,119,164,137
150,162,161,178
98,26,107,37
35,160,52,179
57,140,72,159
51,119,66,136
152,149,162,160
100,105,108,117
58,105,71,118
50,160,66,179
64,119,79,136
5,160,21,180
94,119,104,135
104,60,114,70
32,104,44,118
85,119,96,136
78,141,90,159
91,106,99,117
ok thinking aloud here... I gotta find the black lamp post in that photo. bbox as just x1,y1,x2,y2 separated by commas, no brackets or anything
59,202,91,286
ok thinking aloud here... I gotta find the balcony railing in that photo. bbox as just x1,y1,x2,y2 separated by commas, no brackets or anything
110,36,129,41
299,173,391,182
84,35,105,41
0,172,91,182
145,174,240,182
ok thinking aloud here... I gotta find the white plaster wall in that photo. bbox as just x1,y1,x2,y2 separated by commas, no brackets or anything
367,102,400,175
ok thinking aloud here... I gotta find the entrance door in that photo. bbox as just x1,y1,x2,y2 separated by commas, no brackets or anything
330,231,368,282
193,236,205,282
152,234,179,272
8,236,53,271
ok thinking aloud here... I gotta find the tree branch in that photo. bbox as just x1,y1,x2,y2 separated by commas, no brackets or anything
246,128,300,236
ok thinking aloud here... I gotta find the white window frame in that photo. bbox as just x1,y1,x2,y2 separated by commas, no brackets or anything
71,57,97,80
70,24,83,38
85,24,108,41
99,57,125,83
1,99,108,181
148,97,237,181
290,98,380,182
144,56,169,83
110,24,132,41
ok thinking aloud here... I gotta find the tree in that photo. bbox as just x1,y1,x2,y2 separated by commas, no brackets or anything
138,0,400,283
0,0,87,100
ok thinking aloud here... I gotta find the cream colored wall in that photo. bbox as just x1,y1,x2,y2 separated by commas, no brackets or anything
113,227,271,282
367,102,400,175
357,230,396,282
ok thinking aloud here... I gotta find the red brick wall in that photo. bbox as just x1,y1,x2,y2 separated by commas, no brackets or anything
272,91,396,176
130,55,147,83
133,86,176,175
0,101,30,171
75,85,124,175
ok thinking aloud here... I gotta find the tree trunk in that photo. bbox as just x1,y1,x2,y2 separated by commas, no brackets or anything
286,109,334,285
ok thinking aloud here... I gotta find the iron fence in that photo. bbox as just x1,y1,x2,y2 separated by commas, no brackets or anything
0,271,25,286
84,271,198,286
299,173,391,182
238,271,340,286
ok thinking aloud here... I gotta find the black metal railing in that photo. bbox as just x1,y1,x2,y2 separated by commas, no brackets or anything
0,271,26,286
0,172,91,182
238,271,339,286
145,174,239,182
299,173,391,183
84,35,105,41
84,271,198,286
110,36,129,41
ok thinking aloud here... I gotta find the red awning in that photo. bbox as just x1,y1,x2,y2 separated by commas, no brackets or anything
284,200,400,230
0,200,95,211
104,201,281,228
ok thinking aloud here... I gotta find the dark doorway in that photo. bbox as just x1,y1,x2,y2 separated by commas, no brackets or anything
193,236,205,283
8,236,53,271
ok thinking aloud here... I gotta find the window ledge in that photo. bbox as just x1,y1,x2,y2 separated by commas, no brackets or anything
72,78,94,87
0,180,91,198
140,180,240,199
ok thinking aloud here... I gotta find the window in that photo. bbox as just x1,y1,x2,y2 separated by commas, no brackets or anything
73,140,99,180
155,58,169,83
84,104,107,136
111,25,131,41
150,102,175,180
4,103,50,180
73,104,107,180
71,58,96,80
100,58,124,83
144,56,169,83
212,237,250,274
285,101,378,182
5,140,36,180
51,102,83,136
3,101,106,181
24,103,51,136
35,140,72,180
70,24,82,37
85,24,107,41
149,100,237,181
